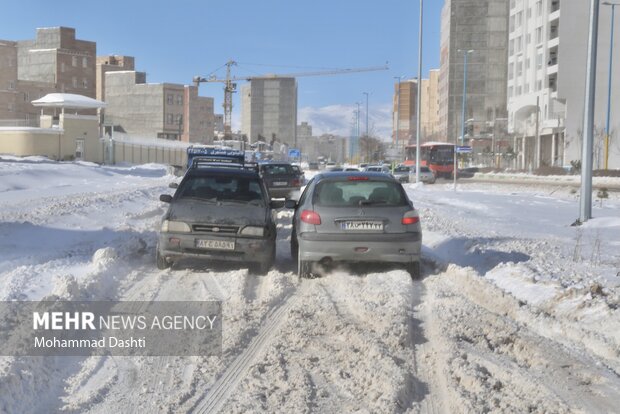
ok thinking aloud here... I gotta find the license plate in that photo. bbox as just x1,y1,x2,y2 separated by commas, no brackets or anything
273,181,288,186
340,221,383,231
195,239,235,250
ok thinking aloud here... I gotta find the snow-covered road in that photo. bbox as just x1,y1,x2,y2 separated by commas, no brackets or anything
1,157,619,413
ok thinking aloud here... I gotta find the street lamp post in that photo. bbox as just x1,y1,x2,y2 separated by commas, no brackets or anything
394,77,401,150
458,49,474,147
455,49,474,190
579,0,601,224
603,1,619,170
363,92,369,162
415,0,424,184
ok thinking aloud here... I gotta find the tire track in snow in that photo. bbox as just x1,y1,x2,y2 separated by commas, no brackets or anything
191,284,301,414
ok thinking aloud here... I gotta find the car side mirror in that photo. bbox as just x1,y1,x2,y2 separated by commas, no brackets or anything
270,200,285,209
284,199,297,209
169,182,179,189
159,194,173,203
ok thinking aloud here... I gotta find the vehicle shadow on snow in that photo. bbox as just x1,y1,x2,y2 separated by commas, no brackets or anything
425,236,530,275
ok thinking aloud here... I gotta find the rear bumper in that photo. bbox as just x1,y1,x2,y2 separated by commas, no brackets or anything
298,232,421,263
267,186,300,199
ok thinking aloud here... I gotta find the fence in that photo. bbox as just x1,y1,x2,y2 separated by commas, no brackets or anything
103,139,187,168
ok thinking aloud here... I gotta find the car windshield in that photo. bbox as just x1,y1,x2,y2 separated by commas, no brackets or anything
261,164,292,175
394,166,410,173
177,175,265,204
314,180,407,207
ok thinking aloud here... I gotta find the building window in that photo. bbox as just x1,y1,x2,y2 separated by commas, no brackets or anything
176,114,183,125
516,36,522,53
61,62,66,73
83,78,88,88
72,56,78,67
517,86,522,95
177,95,183,105
167,94,173,105
508,86,513,98
167,114,174,124
508,64,514,80
537,79,543,90
23,92,29,102
82,57,88,68
510,15,515,32
8,81,15,90
526,33,531,45
509,39,515,55
517,60,523,77
536,49,543,69
526,58,530,70
536,27,543,43
536,0,543,16
72,77,78,88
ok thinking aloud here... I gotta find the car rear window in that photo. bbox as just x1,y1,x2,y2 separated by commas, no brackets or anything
314,180,407,207
261,164,293,175
177,175,265,203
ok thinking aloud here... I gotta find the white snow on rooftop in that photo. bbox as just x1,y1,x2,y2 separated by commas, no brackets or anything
31,93,106,109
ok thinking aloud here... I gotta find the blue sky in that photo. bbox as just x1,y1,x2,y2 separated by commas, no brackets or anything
2,0,443,139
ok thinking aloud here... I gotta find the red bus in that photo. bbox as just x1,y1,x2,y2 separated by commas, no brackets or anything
404,142,455,178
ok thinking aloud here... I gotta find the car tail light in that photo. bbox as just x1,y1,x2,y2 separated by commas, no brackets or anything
347,176,369,181
402,211,420,225
292,178,301,186
301,210,321,225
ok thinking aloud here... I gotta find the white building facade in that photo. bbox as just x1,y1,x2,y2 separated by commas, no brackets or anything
507,0,620,170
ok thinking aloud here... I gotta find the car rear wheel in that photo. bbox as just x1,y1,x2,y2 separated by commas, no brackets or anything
156,249,171,270
407,261,421,280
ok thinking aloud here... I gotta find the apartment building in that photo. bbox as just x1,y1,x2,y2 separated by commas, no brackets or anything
421,69,441,141
241,77,298,147
104,71,214,143
393,79,419,150
0,27,95,124
508,0,620,169
18,27,96,98
438,0,510,144
96,55,135,102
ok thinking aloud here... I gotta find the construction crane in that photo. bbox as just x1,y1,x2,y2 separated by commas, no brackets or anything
193,61,389,138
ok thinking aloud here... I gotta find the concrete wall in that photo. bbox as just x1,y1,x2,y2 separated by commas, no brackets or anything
0,114,101,162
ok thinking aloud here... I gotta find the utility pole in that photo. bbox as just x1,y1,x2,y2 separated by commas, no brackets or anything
603,1,619,170
458,50,474,146
579,0,600,223
416,0,424,184
534,96,540,168
363,92,369,162
394,77,401,150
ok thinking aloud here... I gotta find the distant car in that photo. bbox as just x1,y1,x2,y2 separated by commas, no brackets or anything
328,166,343,172
363,165,391,175
287,171,422,279
392,165,411,183
308,162,320,170
409,166,436,184
258,162,303,198
157,154,278,274
344,167,360,171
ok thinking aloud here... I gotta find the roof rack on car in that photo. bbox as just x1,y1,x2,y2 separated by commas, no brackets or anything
187,147,258,172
